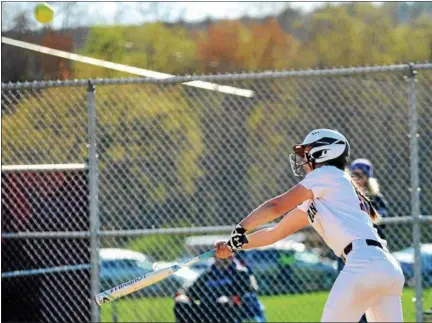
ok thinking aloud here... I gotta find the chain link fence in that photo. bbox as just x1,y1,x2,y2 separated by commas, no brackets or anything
2,63,432,323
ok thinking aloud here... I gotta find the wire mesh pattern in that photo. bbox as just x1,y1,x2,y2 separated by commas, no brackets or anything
1,86,88,165
418,69,432,218
95,72,415,230
415,69,432,316
1,169,92,322
1,64,432,323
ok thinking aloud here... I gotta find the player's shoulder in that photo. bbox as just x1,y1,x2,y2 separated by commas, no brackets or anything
305,165,341,180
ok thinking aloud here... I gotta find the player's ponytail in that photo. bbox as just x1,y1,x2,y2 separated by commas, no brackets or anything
321,145,380,223
350,177,381,224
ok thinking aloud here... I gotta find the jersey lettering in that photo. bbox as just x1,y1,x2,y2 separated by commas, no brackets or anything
307,203,317,223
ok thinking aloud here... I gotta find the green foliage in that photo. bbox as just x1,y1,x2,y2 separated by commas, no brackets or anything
70,3,432,75
2,87,88,164
291,3,432,68
245,82,303,200
2,3,432,83
122,23,198,74
85,27,127,62
73,22,198,78
92,84,205,229
3,2,432,230
2,83,206,229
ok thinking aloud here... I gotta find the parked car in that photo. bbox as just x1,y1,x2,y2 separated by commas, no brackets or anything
392,243,432,288
184,233,305,256
99,248,196,297
155,260,203,289
236,239,338,295
183,235,337,295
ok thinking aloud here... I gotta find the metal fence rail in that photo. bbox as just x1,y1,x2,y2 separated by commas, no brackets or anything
2,63,432,323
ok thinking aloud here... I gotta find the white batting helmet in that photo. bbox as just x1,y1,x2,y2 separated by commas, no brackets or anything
290,129,350,177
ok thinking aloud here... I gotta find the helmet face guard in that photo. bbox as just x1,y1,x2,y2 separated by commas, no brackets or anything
289,145,311,178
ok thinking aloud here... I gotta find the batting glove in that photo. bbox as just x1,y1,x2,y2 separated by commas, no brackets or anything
227,224,248,252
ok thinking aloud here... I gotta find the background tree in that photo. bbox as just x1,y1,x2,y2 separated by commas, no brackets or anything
1,83,205,230
196,18,298,73
40,30,73,79
73,23,198,77
195,20,250,73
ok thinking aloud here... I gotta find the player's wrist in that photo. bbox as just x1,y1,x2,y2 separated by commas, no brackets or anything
234,223,247,234
227,224,248,252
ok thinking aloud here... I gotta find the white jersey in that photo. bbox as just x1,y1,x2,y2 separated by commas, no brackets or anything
297,166,385,257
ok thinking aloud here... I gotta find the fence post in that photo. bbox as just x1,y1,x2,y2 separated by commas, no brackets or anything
87,80,100,322
407,63,422,322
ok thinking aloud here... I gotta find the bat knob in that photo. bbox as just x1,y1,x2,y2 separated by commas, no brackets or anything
95,293,112,306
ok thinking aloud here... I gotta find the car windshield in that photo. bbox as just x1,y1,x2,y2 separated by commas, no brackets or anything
400,244,432,255
137,260,153,270
101,259,152,271
250,250,283,263
294,251,320,263
190,262,210,270
401,247,414,255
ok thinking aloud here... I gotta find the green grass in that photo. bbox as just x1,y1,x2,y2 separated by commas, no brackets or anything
100,288,432,322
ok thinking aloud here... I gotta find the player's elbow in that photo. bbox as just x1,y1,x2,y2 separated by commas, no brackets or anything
265,197,287,216
265,186,311,216
260,200,278,216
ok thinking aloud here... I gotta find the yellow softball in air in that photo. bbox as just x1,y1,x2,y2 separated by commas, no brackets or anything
34,3,54,24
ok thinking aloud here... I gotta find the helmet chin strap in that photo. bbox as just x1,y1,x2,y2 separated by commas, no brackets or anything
306,152,316,170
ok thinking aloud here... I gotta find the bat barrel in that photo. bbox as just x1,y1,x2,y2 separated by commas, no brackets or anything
95,249,215,306
95,266,177,305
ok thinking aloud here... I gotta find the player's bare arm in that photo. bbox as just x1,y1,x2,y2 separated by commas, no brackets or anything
242,209,309,249
239,184,313,232
215,209,309,259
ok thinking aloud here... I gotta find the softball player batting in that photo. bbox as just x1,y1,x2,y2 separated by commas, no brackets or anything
215,129,405,322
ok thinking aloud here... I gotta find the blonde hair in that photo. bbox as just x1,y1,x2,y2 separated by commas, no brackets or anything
347,169,381,224
367,177,380,197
